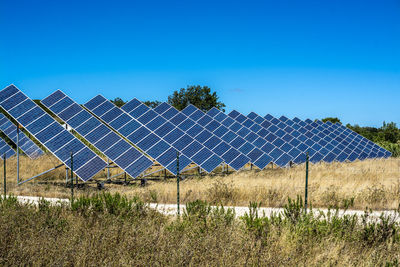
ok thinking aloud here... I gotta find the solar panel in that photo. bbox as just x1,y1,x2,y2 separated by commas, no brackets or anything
0,85,107,181
0,113,44,159
84,95,192,175
121,99,224,173
149,102,250,171
41,90,154,178
0,137,15,159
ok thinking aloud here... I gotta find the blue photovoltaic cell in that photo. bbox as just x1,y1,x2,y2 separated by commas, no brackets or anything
26,114,55,135
153,102,170,114
137,133,160,151
0,86,107,181
51,97,73,114
164,128,185,144
146,116,167,131
102,107,122,123
41,90,153,179
182,141,203,158
122,98,142,112
0,113,44,158
8,99,36,118
68,111,91,128
172,134,193,151
0,137,15,159
186,124,203,137
154,122,175,137
179,119,195,131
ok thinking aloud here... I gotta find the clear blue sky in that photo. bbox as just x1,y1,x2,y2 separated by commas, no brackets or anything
1,0,399,127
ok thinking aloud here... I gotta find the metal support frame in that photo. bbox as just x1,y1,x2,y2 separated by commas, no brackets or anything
70,152,74,202
3,153,6,196
143,167,166,177
18,163,65,185
107,158,110,180
304,152,309,213
16,127,19,185
176,151,180,216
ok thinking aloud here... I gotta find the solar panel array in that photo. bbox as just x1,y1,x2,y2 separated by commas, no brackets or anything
0,85,107,181
207,107,293,167
41,90,154,178
84,95,193,175
150,102,252,171
0,84,392,181
0,113,44,159
0,137,15,159
180,104,274,169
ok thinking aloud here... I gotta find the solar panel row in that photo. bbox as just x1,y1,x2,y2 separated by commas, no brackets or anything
84,95,193,175
0,113,44,159
245,111,391,164
121,99,225,173
41,90,154,178
0,85,107,181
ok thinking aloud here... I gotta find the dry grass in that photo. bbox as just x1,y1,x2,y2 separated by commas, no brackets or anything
0,193,399,266
1,155,400,210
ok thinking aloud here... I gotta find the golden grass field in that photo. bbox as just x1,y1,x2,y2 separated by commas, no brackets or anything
1,154,400,210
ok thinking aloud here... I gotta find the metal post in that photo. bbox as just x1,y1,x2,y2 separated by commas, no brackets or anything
17,127,19,185
65,168,69,186
164,169,167,180
176,151,180,216
3,153,6,197
250,163,253,170
70,152,74,203
124,172,127,184
107,158,110,180
304,152,309,213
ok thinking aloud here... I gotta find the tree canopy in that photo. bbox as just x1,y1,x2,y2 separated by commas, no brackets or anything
110,97,126,108
167,85,225,112
143,100,162,109
321,117,342,124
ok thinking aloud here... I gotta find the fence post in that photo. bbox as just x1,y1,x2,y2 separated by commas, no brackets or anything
3,153,6,197
107,158,110,180
176,151,180,216
17,127,19,185
70,152,74,203
304,152,309,213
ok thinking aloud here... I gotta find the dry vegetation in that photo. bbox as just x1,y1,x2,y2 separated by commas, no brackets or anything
1,155,400,210
0,193,399,266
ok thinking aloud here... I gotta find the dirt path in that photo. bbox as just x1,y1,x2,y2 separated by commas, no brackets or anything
5,195,399,222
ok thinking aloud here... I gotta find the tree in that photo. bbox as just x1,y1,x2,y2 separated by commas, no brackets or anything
143,100,162,109
111,97,126,108
167,85,225,112
321,117,341,124
382,121,400,143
